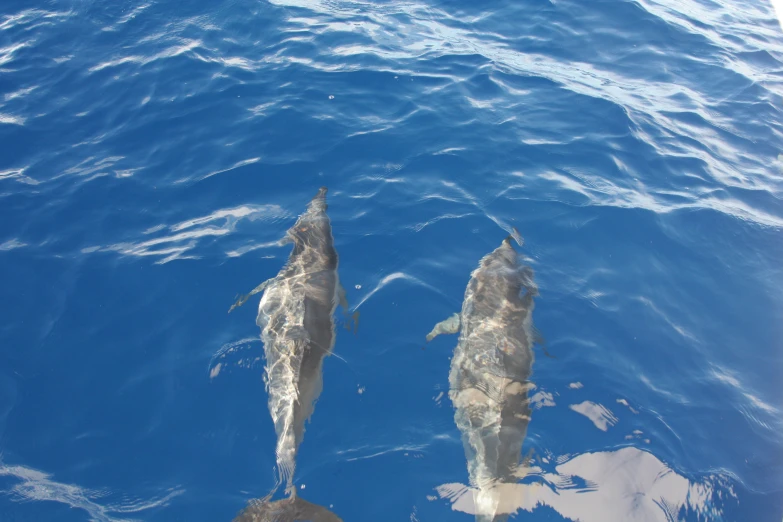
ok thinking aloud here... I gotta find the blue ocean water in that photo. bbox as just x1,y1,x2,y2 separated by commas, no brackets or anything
1,0,783,520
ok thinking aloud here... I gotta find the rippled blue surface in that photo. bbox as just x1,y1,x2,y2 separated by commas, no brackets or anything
1,0,783,520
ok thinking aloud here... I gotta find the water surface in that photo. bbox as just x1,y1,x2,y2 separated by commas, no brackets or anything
1,0,782,520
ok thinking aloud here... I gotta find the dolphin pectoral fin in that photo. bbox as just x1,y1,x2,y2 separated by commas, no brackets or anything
341,311,360,334
425,313,461,342
228,278,272,314
233,495,343,522
349,310,359,335
336,282,360,334
531,326,556,359
278,230,294,246
337,281,349,311
532,326,545,346
519,267,538,296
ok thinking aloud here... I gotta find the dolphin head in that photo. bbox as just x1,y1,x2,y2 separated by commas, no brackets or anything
306,186,328,213
287,187,331,247
483,236,519,272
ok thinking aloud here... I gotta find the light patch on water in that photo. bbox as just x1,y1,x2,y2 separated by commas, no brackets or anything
3,85,37,101
116,3,151,24
142,224,166,235
432,147,466,155
530,391,555,409
204,49,262,71
0,238,27,251
0,9,72,32
569,401,618,431
57,156,126,182
0,113,25,125
171,204,277,231
0,42,30,67
568,382,583,389
114,168,141,178
209,363,222,379
625,429,648,442
247,101,278,117
616,398,639,414
0,167,38,185
433,447,735,521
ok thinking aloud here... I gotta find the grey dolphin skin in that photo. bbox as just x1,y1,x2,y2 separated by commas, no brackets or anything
427,235,539,522
230,187,346,522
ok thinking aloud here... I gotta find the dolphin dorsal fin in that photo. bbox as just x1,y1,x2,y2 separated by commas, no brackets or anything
504,227,523,247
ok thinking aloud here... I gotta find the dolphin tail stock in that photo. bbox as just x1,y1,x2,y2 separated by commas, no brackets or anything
233,494,343,522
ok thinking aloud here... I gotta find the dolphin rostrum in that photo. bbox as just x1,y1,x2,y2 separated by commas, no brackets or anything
427,234,540,522
230,187,346,522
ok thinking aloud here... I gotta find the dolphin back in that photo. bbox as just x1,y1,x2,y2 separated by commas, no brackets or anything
233,495,342,522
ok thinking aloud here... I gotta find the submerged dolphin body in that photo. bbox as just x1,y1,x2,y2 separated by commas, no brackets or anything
427,236,539,522
231,187,346,522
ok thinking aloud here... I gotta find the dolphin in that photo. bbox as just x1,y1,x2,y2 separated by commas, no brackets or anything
426,234,540,522
230,187,346,522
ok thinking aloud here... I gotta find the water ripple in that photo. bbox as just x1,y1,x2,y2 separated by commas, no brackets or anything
0,458,183,522
86,204,288,263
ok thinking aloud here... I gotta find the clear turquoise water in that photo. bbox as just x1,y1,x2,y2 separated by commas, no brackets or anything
1,0,782,520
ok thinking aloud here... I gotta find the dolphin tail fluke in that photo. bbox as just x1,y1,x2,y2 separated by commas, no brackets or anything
233,495,343,522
